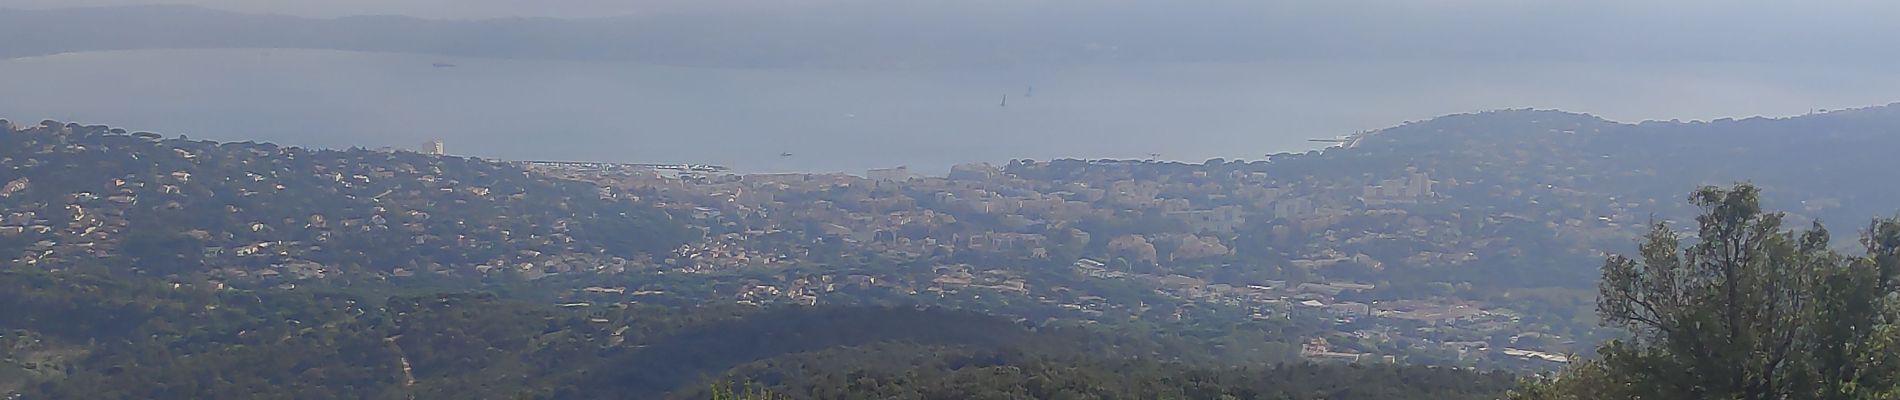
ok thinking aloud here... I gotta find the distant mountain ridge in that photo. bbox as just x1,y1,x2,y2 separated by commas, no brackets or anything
1342,103,1900,224
989,102,1900,293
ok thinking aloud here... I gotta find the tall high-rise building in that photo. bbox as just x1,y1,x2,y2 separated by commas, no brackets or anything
426,139,445,155
1407,172,1433,197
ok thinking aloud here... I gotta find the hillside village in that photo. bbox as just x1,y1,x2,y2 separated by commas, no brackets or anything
10,107,1898,369
0,119,690,285
526,125,1673,367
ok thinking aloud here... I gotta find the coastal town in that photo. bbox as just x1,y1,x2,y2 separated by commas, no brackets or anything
0,114,1778,369
528,143,1642,368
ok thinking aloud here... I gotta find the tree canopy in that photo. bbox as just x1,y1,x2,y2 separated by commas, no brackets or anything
1516,183,1900,399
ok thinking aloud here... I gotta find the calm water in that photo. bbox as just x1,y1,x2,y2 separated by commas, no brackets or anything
2,49,1897,173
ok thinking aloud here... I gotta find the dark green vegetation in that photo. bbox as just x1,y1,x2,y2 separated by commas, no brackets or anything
694,354,1513,400
1515,184,1900,399
0,266,1517,399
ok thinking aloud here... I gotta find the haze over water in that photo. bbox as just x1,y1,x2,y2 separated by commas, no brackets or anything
2,48,1897,173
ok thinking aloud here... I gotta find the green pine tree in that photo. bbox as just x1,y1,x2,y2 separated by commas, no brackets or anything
1515,184,1900,400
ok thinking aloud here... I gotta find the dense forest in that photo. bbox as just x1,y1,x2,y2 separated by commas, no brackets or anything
0,265,1519,399
693,354,1514,400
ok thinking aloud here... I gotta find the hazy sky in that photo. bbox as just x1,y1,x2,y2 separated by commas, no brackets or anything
6,0,1900,24
6,0,1898,66
4,0,1898,69
0,0,846,18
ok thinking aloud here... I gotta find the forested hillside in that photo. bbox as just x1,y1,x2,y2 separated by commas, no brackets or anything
1339,105,1900,226
692,352,1515,400
0,119,691,282
0,267,1518,399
